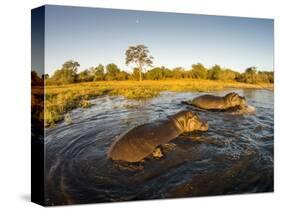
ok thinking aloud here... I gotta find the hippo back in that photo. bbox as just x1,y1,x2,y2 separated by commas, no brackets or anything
108,119,182,162
191,95,226,110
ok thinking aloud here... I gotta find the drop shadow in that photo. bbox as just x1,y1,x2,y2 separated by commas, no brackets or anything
19,193,30,202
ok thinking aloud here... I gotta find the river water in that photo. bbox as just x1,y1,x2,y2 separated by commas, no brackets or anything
45,89,274,205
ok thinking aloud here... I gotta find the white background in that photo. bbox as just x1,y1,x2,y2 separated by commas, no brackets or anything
0,0,280,211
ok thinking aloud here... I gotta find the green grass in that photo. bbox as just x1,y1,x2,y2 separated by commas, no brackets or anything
40,79,273,127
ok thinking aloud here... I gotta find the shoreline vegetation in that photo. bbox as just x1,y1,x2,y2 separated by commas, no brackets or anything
31,45,274,127
33,79,273,127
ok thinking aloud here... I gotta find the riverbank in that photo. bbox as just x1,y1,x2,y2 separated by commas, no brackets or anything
43,79,273,126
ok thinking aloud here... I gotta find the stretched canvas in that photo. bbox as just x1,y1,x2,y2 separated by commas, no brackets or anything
31,5,274,206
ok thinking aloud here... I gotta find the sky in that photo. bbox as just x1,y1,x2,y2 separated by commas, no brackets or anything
32,5,274,75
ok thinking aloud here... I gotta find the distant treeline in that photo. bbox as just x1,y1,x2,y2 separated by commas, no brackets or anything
32,60,274,85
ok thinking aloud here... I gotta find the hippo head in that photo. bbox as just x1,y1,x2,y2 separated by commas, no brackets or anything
224,92,246,108
172,111,208,133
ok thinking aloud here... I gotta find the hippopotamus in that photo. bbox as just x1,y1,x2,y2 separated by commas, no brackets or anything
183,92,246,111
107,111,208,163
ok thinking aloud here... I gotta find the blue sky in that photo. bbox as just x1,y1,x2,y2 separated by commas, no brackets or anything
39,5,273,75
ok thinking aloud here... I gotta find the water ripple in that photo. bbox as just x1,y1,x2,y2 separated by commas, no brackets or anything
45,89,273,205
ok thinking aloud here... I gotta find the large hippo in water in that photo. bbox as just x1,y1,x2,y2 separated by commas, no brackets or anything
183,92,246,110
108,111,208,163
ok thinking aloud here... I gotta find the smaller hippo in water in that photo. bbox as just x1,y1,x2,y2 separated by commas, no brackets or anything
183,92,246,110
108,111,208,163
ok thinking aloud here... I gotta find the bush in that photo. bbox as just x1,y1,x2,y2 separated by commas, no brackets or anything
46,60,80,85
93,64,105,81
190,63,208,79
47,60,274,84
216,69,238,81
208,65,222,80
105,63,121,80
31,70,43,86
116,71,130,80
145,66,173,80
77,70,94,82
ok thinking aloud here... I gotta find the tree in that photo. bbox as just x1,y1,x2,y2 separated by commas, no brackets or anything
191,63,208,79
172,67,186,79
42,74,49,80
265,71,274,83
62,60,80,72
77,69,93,82
131,68,141,80
145,66,172,80
31,70,43,86
245,66,257,75
125,45,154,81
146,67,164,80
208,65,222,80
50,69,75,84
238,66,258,84
105,63,120,80
256,71,270,83
93,64,105,81
217,69,238,81
50,60,80,84
116,71,130,80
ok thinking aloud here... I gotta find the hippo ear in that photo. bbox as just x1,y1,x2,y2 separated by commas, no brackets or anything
186,111,194,119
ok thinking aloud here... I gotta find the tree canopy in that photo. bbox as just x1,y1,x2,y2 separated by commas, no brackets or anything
45,56,273,85
125,45,154,81
48,60,80,84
